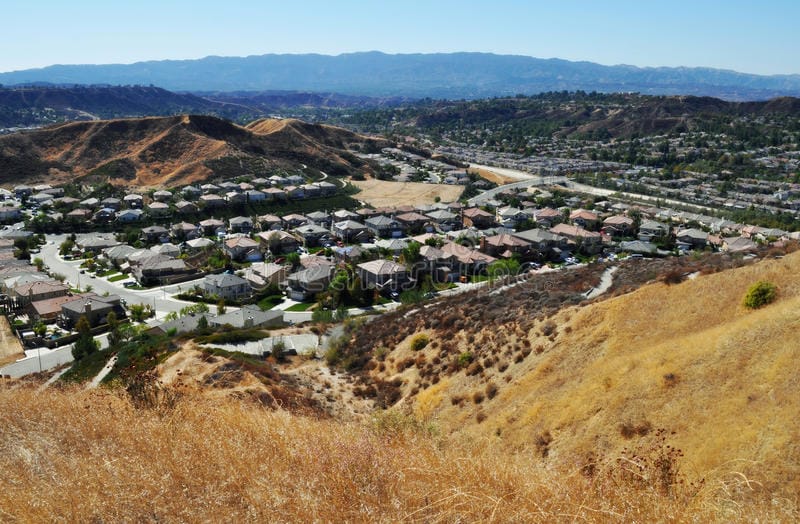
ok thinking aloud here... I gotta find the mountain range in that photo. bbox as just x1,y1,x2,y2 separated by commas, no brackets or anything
2,52,800,101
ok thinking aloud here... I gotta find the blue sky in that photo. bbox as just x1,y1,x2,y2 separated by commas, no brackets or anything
3,0,798,75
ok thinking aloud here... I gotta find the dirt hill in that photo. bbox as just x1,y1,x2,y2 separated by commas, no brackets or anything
0,115,387,189
342,251,800,500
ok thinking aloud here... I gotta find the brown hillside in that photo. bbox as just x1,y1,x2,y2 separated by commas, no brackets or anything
349,253,800,499
0,115,386,189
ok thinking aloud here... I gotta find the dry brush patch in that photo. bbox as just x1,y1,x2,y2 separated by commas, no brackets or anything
0,386,793,523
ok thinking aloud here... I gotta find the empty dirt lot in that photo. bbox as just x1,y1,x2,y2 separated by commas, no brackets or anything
352,179,464,207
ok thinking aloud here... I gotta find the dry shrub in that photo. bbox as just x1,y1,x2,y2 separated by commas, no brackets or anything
472,391,485,404
497,361,509,373
396,357,414,372
475,411,487,423
485,382,498,400
540,320,557,337
465,361,483,376
620,420,653,439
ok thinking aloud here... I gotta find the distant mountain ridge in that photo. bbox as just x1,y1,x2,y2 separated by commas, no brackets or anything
1,52,799,100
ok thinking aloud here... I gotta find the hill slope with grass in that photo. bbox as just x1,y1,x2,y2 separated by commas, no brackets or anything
339,251,800,500
0,115,386,188
0,252,798,521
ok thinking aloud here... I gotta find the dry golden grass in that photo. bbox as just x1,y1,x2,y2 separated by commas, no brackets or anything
0,385,793,523
0,316,24,366
352,179,464,207
468,166,518,185
370,253,800,509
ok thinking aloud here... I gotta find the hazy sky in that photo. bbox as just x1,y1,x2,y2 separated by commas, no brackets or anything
3,0,798,75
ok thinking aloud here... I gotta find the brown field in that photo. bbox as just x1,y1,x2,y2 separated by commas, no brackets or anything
468,166,518,185
352,179,464,207
0,385,793,522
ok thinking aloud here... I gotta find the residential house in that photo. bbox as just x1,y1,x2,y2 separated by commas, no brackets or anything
533,207,562,228
257,214,283,231
92,208,116,223
618,240,659,256
243,262,287,289
512,228,568,259
675,228,708,250
140,225,169,243
602,215,635,238
116,208,144,223
550,223,604,254
60,295,124,329
198,218,226,236
201,183,220,193
496,207,529,229
263,188,288,201
314,181,337,196
442,242,496,275
722,236,758,253
462,207,495,229
305,211,331,228
132,255,191,286
375,238,409,257
301,184,321,199
245,189,266,203
103,244,138,265
202,273,252,301
425,209,460,232
332,209,359,221
569,209,600,230
366,215,404,238
229,216,254,234
226,191,247,205
123,194,143,208
224,236,262,262
66,208,93,222
171,222,200,241
200,194,226,208
29,294,91,323
147,202,171,217
281,214,308,229
256,230,301,255
286,265,334,301
175,200,199,214
638,219,669,242
181,185,202,200
332,220,372,243
294,224,331,247
210,305,284,329
184,237,215,251
284,185,304,199
80,197,100,209
357,259,410,291
10,280,69,307
153,190,173,202
150,243,181,258
395,212,432,234
479,233,532,258
100,197,122,211
76,234,120,255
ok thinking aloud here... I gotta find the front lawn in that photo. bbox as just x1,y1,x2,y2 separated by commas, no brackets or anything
108,274,129,282
285,302,315,312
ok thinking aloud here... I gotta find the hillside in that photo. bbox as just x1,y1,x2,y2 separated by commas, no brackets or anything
1,254,799,520
2,52,799,100
0,115,387,188
343,252,800,501
0,85,242,129
342,92,800,141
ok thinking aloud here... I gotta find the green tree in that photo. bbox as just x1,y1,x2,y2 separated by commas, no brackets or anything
217,298,226,315
106,311,122,348
401,241,422,265
32,257,44,271
33,320,47,338
72,316,98,360
59,239,75,256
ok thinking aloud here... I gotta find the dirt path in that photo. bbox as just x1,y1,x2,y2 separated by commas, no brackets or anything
88,355,117,388
585,266,619,300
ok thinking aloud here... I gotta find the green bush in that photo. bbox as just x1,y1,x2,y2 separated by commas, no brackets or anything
743,281,777,309
410,333,429,351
